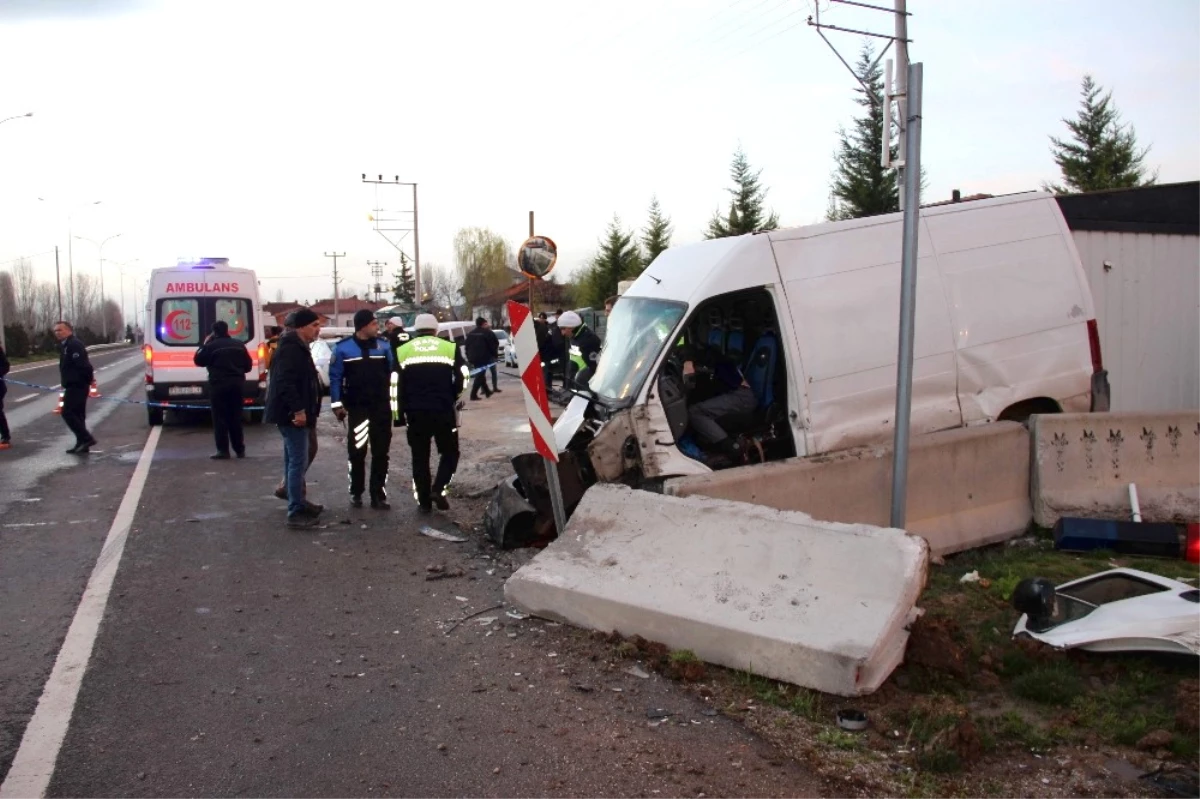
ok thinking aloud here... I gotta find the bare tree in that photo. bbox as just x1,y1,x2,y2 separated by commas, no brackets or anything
34,283,59,334
101,299,123,339
423,262,461,319
72,274,101,334
12,259,39,332
454,227,512,314
0,271,16,332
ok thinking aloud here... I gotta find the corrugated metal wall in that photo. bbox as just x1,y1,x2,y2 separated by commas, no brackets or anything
1074,230,1200,411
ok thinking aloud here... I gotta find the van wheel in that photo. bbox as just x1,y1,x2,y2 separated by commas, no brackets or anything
998,398,1061,425
148,407,164,426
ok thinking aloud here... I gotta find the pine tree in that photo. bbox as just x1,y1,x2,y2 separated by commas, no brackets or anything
582,216,642,307
641,196,674,264
1046,75,1156,194
393,254,416,304
706,147,779,238
827,43,898,220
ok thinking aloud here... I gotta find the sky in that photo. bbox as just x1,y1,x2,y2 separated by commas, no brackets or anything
1,0,1197,319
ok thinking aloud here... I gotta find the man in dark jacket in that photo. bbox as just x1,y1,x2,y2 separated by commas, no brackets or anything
0,343,10,449
54,321,96,454
465,317,498,400
330,309,397,509
396,314,468,513
194,320,253,460
264,308,324,529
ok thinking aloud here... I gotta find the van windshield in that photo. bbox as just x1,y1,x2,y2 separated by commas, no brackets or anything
156,298,254,346
588,297,686,405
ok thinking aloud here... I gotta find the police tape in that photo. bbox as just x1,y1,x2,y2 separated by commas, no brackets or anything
1,377,265,411
2,360,503,412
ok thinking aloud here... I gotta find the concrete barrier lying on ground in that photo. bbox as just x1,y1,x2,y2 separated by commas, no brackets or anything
665,422,1031,556
504,484,929,697
1030,411,1200,528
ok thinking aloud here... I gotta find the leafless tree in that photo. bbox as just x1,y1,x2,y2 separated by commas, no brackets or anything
0,271,16,331
11,259,39,332
423,262,461,320
34,283,59,333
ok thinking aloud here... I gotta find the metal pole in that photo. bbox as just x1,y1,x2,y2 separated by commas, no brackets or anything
55,246,62,319
98,249,107,341
324,251,345,323
411,183,420,306
889,61,923,529
528,211,535,315
67,215,75,320
894,0,908,211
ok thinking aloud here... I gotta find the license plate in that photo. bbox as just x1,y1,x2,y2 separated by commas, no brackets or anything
168,386,204,396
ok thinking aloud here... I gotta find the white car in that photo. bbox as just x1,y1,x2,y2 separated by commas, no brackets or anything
495,330,513,367
310,338,333,394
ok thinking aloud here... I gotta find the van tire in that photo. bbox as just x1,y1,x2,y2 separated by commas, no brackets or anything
148,407,164,426
998,398,1061,425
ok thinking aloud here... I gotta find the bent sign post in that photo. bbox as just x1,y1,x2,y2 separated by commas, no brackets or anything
507,299,567,536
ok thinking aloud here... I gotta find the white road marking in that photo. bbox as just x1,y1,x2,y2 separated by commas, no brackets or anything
14,394,38,403
0,425,162,799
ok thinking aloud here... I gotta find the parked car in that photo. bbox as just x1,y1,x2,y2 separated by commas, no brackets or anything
310,338,333,394
504,334,519,368
494,329,511,367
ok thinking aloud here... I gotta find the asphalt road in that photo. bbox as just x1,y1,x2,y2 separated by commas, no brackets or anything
0,358,818,798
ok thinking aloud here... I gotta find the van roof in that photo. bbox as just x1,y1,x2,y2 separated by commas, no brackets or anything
625,191,1053,306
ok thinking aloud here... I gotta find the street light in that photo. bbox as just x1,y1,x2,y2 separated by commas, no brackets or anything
74,232,123,341
109,257,140,335
39,197,102,321
0,112,32,126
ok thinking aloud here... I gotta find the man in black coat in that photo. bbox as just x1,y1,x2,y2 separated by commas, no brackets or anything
194,320,253,460
264,308,324,528
465,317,497,400
54,321,96,454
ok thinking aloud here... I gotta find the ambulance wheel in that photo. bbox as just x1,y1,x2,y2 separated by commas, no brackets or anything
148,407,164,426
247,409,264,425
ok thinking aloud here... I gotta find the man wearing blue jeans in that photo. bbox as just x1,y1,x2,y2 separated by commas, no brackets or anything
263,308,324,528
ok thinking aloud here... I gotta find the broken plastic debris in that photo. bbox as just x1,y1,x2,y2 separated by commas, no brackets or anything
476,616,498,626
505,610,529,620
959,570,981,583
455,596,468,602
624,665,651,679
419,526,467,543
1012,567,1200,655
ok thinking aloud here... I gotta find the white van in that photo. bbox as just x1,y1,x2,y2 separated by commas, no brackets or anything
143,258,267,425
552,192,1109,484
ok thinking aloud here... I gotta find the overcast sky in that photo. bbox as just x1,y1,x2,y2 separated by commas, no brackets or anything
1,0,1196,314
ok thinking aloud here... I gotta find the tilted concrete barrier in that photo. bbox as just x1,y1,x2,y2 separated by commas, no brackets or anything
1030,411,1200,527
505,484,928,697
665,422,1031,556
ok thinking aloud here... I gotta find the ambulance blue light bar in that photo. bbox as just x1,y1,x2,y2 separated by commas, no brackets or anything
176,257,230,270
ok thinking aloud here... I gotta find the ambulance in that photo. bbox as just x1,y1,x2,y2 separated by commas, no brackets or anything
143,258,267,426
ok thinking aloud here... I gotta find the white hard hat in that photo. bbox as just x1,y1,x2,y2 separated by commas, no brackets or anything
414,313,439,331
557,310,582,329
387,316,404,327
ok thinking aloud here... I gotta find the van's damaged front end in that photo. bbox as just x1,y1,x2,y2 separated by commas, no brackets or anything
484,297,689,548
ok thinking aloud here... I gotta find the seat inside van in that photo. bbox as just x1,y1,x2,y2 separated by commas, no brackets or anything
662,288,796,468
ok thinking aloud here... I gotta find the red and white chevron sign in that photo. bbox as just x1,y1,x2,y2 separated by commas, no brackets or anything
507,300,558,462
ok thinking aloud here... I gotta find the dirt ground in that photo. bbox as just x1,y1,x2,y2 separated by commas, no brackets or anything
449,378,1200,798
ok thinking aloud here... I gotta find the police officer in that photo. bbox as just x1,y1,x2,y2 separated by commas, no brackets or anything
395,313,468,514
555,310,602,388
384,316,410,356
330,309,398,509
193,320,253,459
54,321,97,454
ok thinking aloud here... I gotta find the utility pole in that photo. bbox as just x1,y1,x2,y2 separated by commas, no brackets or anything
368,260,387,303
809,0,923,528
894,0,908,211
528,211,536,315
361,174,421,306
324,251,345,324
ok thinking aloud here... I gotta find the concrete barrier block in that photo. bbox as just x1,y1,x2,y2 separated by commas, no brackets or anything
1030,411,1200,528
504,484,929,697
666,422,1031,556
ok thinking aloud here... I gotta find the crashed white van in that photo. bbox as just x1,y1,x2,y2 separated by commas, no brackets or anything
488,192,1110,544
